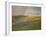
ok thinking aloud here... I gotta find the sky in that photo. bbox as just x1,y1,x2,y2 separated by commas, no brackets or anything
12,6,41,16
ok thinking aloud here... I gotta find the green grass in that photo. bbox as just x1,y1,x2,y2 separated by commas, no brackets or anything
12,16,41,31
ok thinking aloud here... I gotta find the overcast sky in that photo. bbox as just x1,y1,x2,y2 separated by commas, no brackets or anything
12,6,41,16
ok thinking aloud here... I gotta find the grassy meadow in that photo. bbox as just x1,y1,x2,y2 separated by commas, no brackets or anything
12,16,41,31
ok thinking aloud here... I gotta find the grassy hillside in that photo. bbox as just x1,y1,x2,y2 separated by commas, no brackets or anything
12,16,41,31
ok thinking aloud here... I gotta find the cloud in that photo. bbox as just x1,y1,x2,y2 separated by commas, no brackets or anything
12,6,41,16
